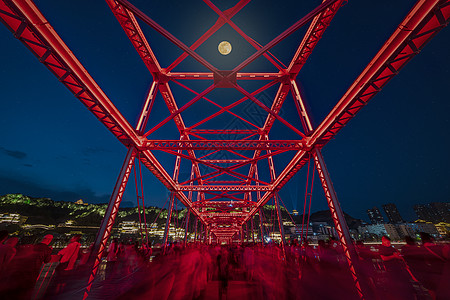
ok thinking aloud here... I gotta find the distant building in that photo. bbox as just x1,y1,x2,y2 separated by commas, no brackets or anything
396,223,415,239
414,204,434,222
75,199,88,206
410,220,439,237
289,225,313,238
120,221,139,234
414,202,450,223
292,209,299,216
434,222,450,236
358,223,401,240
0,213,21,224
382,203,404,224
367,206,384,224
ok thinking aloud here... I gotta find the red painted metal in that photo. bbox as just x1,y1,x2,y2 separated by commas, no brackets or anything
144,140,305,150
245,0,450,218
203,0,285,71
2,0,450,298
166,0,250,72
84,147,136,299
313,149,364,298
116,0,220,75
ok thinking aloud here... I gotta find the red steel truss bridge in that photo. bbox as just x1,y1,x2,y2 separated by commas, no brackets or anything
1,0,449,298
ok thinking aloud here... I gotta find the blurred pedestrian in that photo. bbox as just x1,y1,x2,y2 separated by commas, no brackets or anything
379,235,415,300
57,234,81,272
106,238,119,279
0,236,18,271
0,230,8,244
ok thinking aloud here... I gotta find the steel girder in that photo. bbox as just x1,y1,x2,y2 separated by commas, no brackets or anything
3,0,449,231
245,0,450,221
102,0,344,230
0,0,203,217
2,0,450,298
144,140,306,151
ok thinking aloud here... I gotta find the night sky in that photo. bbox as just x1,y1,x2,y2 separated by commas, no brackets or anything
0,0,449,222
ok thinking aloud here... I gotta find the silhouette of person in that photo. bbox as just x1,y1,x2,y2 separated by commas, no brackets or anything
379,235,415,300
0,236,18,271
57,234,81,272
217,248,229,300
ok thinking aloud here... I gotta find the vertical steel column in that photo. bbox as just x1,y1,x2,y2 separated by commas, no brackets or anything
255,165,265,244
84,81,158,299
184,164,194,245
274,194,286,258
163,138,183,251
246,222,249,242
259,208,265,244
208,227,212,244
184,209,190,245
313,148,364,298
291,79,364,298
194,217,198,242
266,135,286,256
83,147,136,299
251,217,255,243
163,193,175,252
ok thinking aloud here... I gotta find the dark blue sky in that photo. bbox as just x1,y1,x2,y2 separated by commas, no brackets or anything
0,0,449,222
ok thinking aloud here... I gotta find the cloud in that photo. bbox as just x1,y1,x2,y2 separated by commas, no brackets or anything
0,146,27,159
0,175,111,204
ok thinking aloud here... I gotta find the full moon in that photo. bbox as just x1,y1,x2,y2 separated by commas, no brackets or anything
218,41,232,55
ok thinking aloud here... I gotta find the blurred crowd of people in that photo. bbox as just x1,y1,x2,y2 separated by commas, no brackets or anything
0,229,449,300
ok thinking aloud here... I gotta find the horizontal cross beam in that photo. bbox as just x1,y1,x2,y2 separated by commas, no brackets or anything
177,185,271,192
167,72,283,81
144,140,305,150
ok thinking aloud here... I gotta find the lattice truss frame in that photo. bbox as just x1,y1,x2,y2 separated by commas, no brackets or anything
1,0,449,241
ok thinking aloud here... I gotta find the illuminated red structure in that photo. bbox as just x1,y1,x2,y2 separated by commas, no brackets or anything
1,0,449,298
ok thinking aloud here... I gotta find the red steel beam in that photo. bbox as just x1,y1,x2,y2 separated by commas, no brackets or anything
166,0,250,72
244,0,450,222
0,0,141,148
171,80,262,131
287,0,344,75
0,0,209,225
105,0,161,78
193,201,256,207
178,185,271,192
203,0,285,71
116,0,220,75
229,0,339,77
144,84,215,137
307,0,450,148
144,140,305,150
240,0,344,197
106,0,207,197
189,129,259,135
158,149,271,185
188,80,278,131
167,72,283,81
233,83,307,138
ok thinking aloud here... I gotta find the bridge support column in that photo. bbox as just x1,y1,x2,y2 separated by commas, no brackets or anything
184,209,190,245
163,193,175,252
313,148,366,299
194,217,198,242
84,147,136,299
275,194,286,258
259,208,265,244
251,217,255,243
